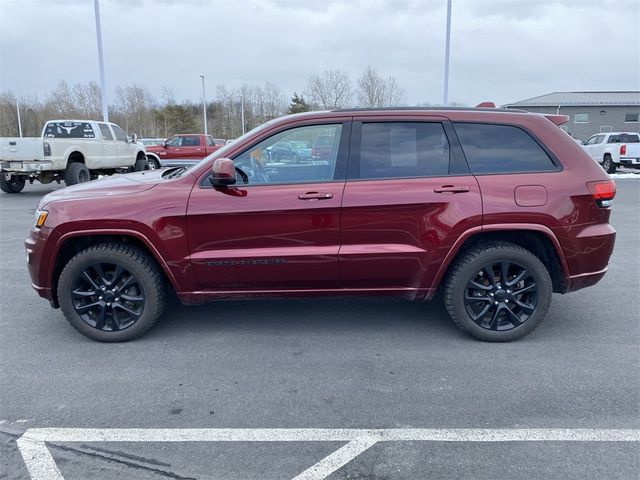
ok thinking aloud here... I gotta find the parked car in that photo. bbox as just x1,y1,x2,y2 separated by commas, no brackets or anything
0,120,147,193
145,134,225,168
26,107,616,342
581,131,640,173
265,140,311,163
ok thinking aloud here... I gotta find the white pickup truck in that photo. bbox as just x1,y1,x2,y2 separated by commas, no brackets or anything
581,131,640,173
0,120,148,193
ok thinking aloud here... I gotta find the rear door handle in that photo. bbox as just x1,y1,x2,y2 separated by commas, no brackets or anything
434,185,470,194
298,192,333,200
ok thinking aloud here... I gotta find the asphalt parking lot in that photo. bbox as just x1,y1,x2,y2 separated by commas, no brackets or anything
1,179,638,479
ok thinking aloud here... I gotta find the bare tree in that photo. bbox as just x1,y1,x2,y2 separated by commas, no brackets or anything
306,70,352,109
357,66,406,107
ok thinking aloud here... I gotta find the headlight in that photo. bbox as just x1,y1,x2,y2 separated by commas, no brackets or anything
34,209,48,228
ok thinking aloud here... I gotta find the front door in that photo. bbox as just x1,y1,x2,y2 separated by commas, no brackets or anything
97,123,118,168
339,119,482,294
187,122,350,291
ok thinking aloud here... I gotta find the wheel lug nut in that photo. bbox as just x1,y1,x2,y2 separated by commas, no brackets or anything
505,299,509,303
101,286,106,291
98,296,103,300
107,303,111,307
115,297,120,302
494,301,499,306
490,293,494,297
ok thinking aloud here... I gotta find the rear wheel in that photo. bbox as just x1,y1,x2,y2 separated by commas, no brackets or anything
602,155,617,174
443,241,552,342
58,243,166,342
64,162,90,186
0,174,26,193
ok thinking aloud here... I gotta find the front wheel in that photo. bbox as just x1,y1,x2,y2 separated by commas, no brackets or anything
146,156,160,170
443,241,552,342
58,243,166,342
0,174,26,193
134,156,148,171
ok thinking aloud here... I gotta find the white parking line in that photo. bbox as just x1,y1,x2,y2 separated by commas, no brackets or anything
17,428,640,480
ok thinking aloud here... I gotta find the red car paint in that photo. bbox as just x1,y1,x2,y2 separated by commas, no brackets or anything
145,134,224,168
26,108,615,310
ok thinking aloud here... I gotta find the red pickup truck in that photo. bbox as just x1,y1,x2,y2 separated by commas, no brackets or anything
145,134,225,168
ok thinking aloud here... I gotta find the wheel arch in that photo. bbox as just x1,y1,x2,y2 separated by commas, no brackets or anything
49,230,180,307
430,225,569,297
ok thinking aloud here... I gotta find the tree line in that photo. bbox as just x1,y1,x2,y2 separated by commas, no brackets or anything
0,67,414,139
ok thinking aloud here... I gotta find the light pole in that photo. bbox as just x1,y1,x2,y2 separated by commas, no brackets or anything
443,0,452,106
16,98,23,137
200,75,208,135
93,0,108,122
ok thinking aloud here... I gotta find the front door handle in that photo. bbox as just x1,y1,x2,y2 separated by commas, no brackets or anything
298,192,333,200
434,185,470,194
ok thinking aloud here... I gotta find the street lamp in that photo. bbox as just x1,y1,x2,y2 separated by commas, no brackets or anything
443,0,452,106
93,0,108,122
200,75,208,135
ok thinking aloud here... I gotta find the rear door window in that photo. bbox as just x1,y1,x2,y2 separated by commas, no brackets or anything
454,123,557,174
351,122,450,180
97,123,113,141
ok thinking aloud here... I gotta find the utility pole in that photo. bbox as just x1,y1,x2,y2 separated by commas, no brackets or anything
93,0,108,121
16,98,23,137
241,96,245,135
200,75,208,135
443,0,452,106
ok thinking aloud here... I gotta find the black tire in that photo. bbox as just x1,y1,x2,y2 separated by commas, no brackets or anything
0,174,26,193
443,241,552,342
58,243,166,342
134,156,148,171
602,155,617,174
147,156,160,170
64,162,90,186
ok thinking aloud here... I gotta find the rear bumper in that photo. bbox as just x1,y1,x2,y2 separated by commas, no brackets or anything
565,266,608,293
619,157,640,166
1,160,53,173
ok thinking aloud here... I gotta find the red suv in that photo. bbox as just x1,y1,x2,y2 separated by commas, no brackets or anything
25,108,616,342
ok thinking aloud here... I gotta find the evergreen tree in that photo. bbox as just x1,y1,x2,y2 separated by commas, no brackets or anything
288,92,310,114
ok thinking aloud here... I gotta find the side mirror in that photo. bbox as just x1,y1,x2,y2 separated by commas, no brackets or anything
131,134,137,144
210,158,236,186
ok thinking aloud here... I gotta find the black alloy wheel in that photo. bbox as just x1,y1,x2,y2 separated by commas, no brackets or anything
464,261,538,331
70,262,145,332
443,241,552,342
58,243,166,341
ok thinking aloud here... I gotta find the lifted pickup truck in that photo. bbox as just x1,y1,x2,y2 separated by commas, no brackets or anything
145,134,225,168
581,131,640,173
0,120,148,193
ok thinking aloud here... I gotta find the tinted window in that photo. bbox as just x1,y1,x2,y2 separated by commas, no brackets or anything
354,122,450,179
624,113,639,123
182,136,200,146
111,124,128,142
454,123,556,174
166,136,182,146
608,134,639,143
98,123,113,141
231,124,342,185
44,122,95,139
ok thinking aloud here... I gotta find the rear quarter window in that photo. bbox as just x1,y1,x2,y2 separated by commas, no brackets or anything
454,123,557,174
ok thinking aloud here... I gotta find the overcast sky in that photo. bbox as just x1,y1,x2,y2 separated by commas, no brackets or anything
1,0,639,107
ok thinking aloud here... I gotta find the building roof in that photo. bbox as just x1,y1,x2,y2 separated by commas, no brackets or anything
503,91,640,107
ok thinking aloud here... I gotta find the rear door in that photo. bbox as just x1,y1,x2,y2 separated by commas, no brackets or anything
187,121,350,290
97,123,118,167
339,117,482,295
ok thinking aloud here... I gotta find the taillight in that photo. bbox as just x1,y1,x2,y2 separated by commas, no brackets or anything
620,144,626,156
586,180,616,208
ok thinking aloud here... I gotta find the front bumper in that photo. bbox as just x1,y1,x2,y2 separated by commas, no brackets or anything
25,226,59,305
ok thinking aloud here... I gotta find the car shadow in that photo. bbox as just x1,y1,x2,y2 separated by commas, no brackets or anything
149,295,461,340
